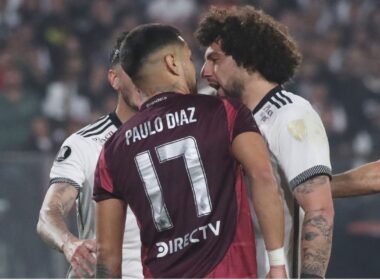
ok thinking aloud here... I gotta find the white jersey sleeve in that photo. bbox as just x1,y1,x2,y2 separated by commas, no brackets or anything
50,134,92,189
273,103,332,189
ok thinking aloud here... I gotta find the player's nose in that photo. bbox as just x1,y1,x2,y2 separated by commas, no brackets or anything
200,62,212,78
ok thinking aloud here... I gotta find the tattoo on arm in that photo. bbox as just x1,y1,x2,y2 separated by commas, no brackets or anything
303,211,333,242
301,210,333,277
295,176,334,277
302,247,329,275
295,176,328,195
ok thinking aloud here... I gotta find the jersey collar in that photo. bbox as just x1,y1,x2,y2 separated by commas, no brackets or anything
252,85,283,115
108,111,122,128
140,92,179,111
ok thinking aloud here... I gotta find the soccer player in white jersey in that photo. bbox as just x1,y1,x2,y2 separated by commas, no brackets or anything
197,6,334,279
37,31,143,278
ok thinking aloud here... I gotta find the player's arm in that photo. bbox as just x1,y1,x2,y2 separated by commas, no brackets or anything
293,176,334,278
331,160,380,198
96,198,126,278
37,183,96,278
232,132,287,278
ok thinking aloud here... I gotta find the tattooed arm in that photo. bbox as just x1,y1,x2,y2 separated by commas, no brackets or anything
96,198,126,278
37,183,96,277
332,160,380,198
293,175,334,278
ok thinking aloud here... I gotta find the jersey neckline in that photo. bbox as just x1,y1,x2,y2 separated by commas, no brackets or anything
252,85,283,115
109,111,122,128
140,92,180,111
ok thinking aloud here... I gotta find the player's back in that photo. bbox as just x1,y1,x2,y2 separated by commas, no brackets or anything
95,92,257,278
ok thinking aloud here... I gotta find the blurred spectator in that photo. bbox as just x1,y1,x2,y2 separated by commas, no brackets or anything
0,65,39,150
29,116,53,152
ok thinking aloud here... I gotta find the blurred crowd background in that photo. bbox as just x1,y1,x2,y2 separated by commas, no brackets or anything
1,0,380,168
0,0,380,278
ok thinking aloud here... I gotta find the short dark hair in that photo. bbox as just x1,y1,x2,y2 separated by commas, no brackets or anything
109,31,129,67
195,6,302,84
119,23,185,81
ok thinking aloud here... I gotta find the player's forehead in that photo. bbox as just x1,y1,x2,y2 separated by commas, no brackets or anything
204,42,224,59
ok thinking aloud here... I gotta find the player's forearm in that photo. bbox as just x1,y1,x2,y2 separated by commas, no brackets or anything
95,199,126,278
37,205,77,252
37,183,78,252
332,161,380,198
96,253,121,278
301,207,334,277
251,174,284,250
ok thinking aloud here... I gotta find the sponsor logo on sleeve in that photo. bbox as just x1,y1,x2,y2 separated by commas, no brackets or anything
55,146,72,162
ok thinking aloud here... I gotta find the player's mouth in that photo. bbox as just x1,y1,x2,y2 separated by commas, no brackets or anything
207,80,220,90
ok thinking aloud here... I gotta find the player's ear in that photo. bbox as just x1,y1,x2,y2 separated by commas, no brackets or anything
164,53,180,76
108,68,120,90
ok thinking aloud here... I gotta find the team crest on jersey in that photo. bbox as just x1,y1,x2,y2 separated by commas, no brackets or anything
287,119,306,141
55,146,72,162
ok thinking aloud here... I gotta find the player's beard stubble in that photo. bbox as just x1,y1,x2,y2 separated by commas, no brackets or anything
222,77,244,100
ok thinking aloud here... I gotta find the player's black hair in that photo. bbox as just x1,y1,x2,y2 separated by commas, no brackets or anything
195,6,302,84
109,31,129,67
119,23,185,81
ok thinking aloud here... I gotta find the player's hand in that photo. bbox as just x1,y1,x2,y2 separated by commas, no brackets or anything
266,265,288,279
63,238,97,278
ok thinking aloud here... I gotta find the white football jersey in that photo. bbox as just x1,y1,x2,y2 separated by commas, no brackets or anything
251,86,332,278
50,112,142,278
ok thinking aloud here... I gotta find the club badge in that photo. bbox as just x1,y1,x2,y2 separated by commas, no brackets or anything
56,146,72,162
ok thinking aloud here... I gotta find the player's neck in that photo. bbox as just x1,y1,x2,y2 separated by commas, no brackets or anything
141,81,188,101
242,77,278,111
115,99,136,124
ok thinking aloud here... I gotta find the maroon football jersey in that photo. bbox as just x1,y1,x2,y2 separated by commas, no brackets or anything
94,92,259,278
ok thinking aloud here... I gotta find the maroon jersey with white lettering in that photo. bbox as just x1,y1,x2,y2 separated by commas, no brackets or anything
94,92,259,278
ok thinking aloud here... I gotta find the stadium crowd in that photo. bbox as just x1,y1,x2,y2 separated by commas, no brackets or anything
0,0,379,170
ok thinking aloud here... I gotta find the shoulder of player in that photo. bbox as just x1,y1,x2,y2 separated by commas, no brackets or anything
74,114,119,143
253,88,297,125
275,94,318,124
76,114,112,137
256,87,312,120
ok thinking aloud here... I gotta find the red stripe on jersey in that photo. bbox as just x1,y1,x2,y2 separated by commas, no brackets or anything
222,98,237,142
142,245,154,278
206,167,257,278
98,149,114,193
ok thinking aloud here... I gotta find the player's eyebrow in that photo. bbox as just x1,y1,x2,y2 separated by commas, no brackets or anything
205,51,220,61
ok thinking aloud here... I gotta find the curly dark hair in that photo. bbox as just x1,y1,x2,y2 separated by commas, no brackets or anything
195,6,302,84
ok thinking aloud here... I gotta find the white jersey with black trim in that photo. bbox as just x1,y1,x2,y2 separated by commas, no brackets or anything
250,86,332,278
50,112,142,278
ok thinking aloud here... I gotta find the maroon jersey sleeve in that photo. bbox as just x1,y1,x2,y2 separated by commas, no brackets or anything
221,97,260,141
93,148,121,201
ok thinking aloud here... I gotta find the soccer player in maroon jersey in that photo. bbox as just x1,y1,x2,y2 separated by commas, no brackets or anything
93,23,287,278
